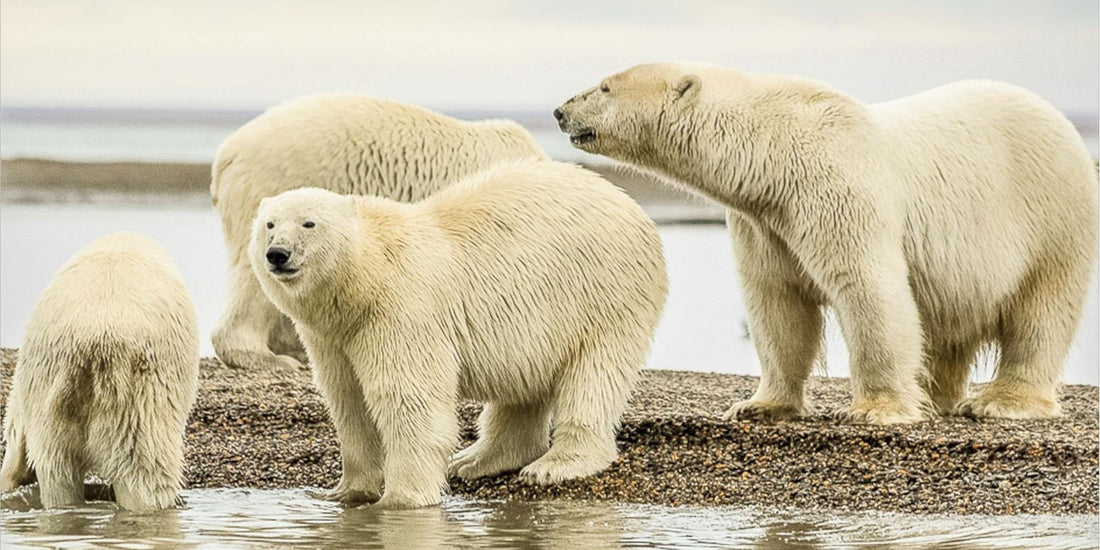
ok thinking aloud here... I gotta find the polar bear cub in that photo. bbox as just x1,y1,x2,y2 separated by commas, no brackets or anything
555,62,1098,423
211,94,547,372
1,232,200,510
250,159,667,508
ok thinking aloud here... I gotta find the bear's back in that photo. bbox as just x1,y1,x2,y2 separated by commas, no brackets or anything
213,94,547,204
21,232,198,365
418,159,667,337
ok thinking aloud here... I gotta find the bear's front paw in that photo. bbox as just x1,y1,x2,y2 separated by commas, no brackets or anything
722,400,803,422
220,349,306,372
449,441,546,481
518,450,613,485
836,398,924,425
955,388,1060,419
373,491,438,509
314,483,381,505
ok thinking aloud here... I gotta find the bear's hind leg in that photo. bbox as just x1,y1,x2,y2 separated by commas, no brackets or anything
36,444,84,509
213,262,303,371
925,343,979,415
958,267,1087,419
520,340,640,485
1,420,36,491
450,402,550,480
89,396,185,511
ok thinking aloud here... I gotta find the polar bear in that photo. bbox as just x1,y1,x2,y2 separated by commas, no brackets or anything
555,62,1098,424
250,159,667,508
212,94,547,371
1,232,200,510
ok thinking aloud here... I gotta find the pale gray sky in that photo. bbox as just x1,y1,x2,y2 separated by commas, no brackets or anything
1,0,1097,113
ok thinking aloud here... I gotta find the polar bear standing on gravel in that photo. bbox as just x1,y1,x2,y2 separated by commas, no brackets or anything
555,62,1097,424
250,160,667,508
1,233,200,510
212,94,547,371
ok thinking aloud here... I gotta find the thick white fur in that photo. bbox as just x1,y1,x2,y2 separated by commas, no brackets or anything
212,94,547,371
556,62,1098,424
1,232,200,510
250,160,667,508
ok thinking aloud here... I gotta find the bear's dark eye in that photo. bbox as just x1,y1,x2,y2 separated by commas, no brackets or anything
600,84,610,93
303,221,315,228
266,221,274,229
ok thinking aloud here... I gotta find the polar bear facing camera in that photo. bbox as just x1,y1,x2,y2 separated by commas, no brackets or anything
1,232,200,510
250,160,667,508
212,93,547,371
555,62,1097,423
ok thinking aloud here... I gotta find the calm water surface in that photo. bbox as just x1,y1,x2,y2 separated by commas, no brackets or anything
1,488,1097,549
1,203,1097,384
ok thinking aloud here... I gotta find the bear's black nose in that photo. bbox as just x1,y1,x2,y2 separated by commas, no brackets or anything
553,108,565,121
266,247,291,267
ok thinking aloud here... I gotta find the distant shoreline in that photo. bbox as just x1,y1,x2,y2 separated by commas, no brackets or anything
0,157,727,224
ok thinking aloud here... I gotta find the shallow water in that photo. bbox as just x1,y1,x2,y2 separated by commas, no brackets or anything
1,488,1097,550
1,203,1098,384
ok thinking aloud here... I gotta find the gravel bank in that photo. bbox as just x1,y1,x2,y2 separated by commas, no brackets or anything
1,349,1095,515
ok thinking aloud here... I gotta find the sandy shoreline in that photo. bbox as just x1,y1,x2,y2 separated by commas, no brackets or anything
1,348,1095,515
0,157,726,224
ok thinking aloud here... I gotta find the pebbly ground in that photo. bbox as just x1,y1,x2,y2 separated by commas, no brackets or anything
0,348,1096,515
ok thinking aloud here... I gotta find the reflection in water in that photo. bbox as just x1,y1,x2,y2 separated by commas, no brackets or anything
1,488,1097,549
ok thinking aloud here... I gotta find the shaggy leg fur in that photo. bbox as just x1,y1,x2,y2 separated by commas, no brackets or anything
86,373,188,512
724,213,822,421
925,344,979,415
367,394,457,509
959,268,1086,419
831,253,927,424
213,264,303,371
35,431,85,508
521,340,639,485
357,339,459,509
0,431,35,492
450,402,551,480
1,412,36,492
311,348,384,504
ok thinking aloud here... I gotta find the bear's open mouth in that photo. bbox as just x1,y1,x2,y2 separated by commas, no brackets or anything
269,265,300,278
570,128,596,145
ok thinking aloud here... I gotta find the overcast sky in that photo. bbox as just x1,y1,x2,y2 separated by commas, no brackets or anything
1,1,1097,114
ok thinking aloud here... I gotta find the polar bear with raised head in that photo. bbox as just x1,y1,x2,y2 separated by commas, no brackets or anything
1,232,200,510
212,94,547,371
555,62,1097,424
250,159,667,508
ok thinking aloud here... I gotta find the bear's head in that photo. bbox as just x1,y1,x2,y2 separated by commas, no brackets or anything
554,63,704,160
250,187,357,295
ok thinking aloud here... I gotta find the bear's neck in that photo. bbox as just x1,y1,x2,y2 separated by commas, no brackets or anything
637,99,862,227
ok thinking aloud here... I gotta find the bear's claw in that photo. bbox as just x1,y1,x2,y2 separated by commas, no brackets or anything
955,390,1060,419
834,401,924,425
313,486,381,506
722,400,803,422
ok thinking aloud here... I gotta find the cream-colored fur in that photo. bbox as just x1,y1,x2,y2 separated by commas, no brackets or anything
0,232,200,510
556,62,1098,424
212,94,547,371
250,159,667,508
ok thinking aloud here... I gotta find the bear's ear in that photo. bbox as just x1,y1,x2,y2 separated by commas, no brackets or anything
672,74,701,102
